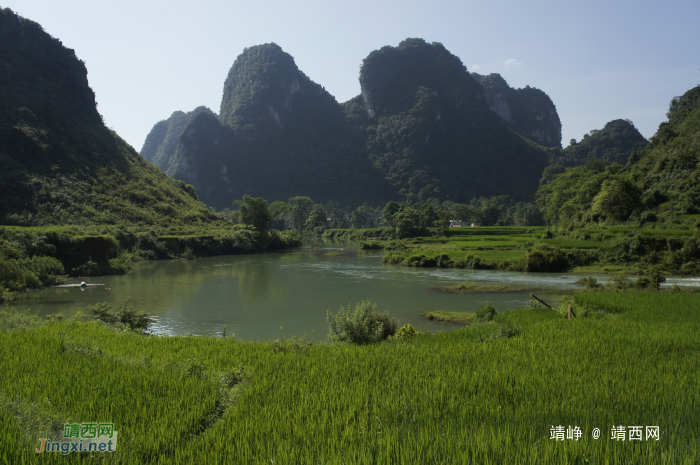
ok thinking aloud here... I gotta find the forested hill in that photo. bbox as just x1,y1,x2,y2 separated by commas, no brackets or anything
343,38,549,203
0,8,221,226
472,72,562,148
143,39,550,208
537,86,700,226
150,43,388,210
551,119,648,167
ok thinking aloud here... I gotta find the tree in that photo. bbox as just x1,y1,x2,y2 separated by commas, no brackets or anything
287,196,314,233
351,206,368,228
393,206,421,238
329,207,348,229
382,201,401,228
306,204,327,230
433,209,452,230
451,203,482,226
268,201,288,230
418,203,436,228
234,195,271,233
591,177,641,221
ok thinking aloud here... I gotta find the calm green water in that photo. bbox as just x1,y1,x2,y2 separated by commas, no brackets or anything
13,239,693,341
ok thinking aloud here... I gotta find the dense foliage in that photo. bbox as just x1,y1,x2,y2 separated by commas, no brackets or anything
538,87,699,228
549,119,648,167
472,72,562,148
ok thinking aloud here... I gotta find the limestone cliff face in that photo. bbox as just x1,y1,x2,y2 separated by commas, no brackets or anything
342,38,549,202
219,43,344,133
171,112,240,205
141,39,552,208
140,106,215,175
155,43,384,209
472,73,562,148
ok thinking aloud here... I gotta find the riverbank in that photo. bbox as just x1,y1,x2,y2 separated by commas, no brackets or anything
362,225,699,276
1,291,698,463
0,225,301,301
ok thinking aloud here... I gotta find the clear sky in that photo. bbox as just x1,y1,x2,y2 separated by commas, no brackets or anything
4,0,699,152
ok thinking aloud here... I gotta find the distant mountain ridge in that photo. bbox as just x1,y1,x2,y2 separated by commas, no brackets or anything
142,39,556,208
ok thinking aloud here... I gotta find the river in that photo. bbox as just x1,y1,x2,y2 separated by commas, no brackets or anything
9,239,699,340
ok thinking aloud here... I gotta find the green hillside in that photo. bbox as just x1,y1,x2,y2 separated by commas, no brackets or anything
552,119,648,167
537,86,699,227
0,8,219,227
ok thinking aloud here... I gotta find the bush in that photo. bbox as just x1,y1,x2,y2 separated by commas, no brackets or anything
327,300,394,344
88,299,154,332
272,330,313,354
375,312,398,339
525,248,569,272
576,275,603,290
390,323,425,339
476,303,497,322
359,241,384,250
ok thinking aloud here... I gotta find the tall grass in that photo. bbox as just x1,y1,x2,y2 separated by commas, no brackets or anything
1,292,699,463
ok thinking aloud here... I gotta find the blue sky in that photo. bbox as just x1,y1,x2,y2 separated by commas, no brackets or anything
5,0,699,152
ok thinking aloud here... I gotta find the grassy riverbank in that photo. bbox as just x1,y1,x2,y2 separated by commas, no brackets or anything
1,291,698,463
0,225,301,301
374,225,699,275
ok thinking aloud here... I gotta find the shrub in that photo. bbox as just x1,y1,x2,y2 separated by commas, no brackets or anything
272,329,313,354
88,299,154,332
525,248,569,272
576,275,603,290
327,300,392,344
634,267,666,289
476,303,497,322
390,323,425,339
375,312,398,339
480,326,522,342
359,241,384,250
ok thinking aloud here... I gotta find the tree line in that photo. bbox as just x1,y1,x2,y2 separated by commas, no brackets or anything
224,194,545,237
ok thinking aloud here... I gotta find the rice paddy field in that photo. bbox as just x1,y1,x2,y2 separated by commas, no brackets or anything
382,224,697,273
1,291,698,463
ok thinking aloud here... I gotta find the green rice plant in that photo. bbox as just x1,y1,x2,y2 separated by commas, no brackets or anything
272,328,314,354
2,292,700,463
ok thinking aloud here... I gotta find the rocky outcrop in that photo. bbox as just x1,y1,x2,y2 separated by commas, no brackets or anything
140,106,214,175
472,73,562,148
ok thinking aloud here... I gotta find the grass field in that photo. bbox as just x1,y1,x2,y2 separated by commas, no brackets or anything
376,224,699,274
1,291,699,463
